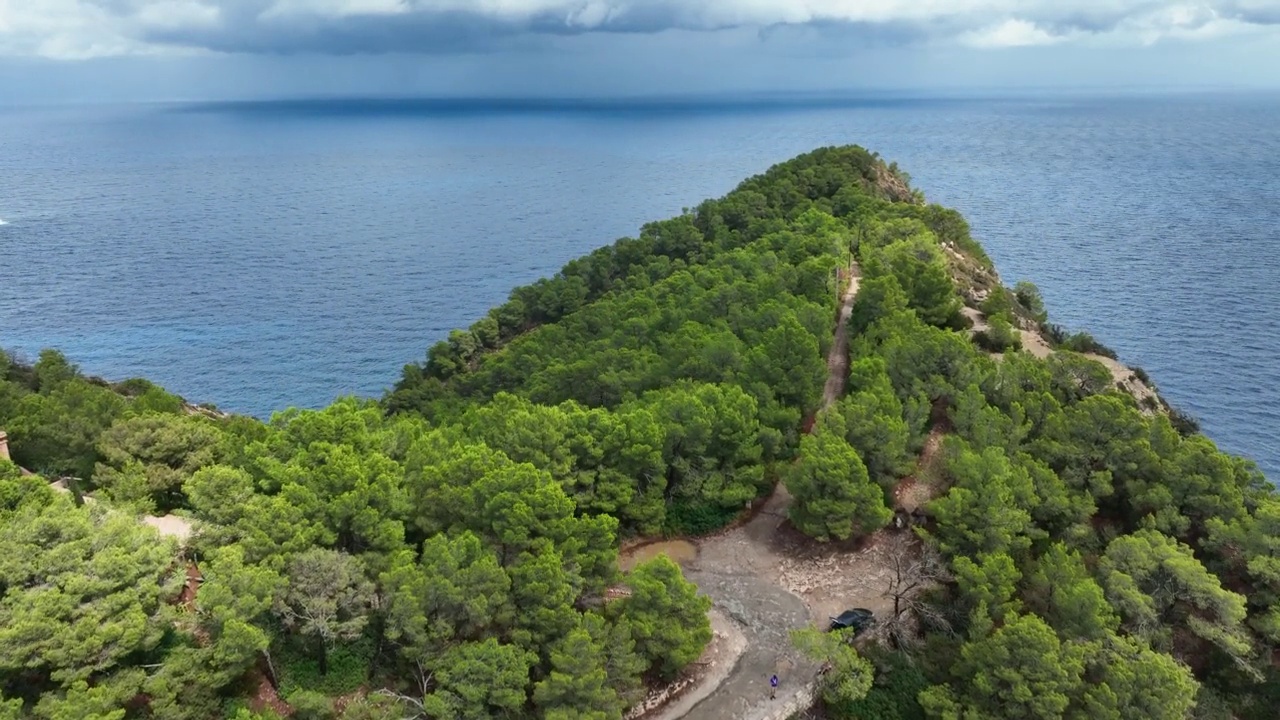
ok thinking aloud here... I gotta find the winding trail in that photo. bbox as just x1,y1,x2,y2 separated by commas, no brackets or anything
638,263,862,720
821,264,861,408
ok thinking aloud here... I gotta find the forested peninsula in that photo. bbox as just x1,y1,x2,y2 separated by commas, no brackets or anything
2,147,1278,720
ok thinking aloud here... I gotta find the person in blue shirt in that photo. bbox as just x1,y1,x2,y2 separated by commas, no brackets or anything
770,674,778,699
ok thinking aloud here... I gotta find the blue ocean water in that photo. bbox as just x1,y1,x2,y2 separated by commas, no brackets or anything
1,93,1278,477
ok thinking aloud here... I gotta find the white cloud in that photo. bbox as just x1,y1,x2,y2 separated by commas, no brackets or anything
960,18,1064,47
136,0,222,30
0,0,135,59
2,0,1280,59
261,0,406,20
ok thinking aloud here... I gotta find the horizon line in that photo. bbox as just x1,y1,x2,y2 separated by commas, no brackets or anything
4,84,1277,112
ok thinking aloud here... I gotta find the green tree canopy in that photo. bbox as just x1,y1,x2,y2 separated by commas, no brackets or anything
94,413,223,512
919,614,1086,720
1099,530,1253,671
274,548,376,675
787,416,891,541
0,500,179,688
790,627,875,707
612,556,711,679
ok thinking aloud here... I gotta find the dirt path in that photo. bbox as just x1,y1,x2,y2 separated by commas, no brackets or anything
624,264,877,720
633,610,748,720
821,265,861,408
892,423,947,513
43,479,194,542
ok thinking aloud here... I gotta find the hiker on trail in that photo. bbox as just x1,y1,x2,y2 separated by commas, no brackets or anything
770,674,778,699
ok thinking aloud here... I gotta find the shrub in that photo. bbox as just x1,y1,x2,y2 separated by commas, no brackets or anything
1041,323,1068,346
828,650,929,720
286,690,336,720
1013,281,1047,324
1059,332,1118,359
663,499,741,536
945,311,972,333
1169,406,1201,436
973,316,1022,354
979,288,1013,318
113,377,160,397
224,708,285,720
275,635,374,697
1191,687,1235,720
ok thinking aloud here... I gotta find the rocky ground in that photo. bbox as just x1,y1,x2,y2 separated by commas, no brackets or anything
961,305,1159,411
626,483,929,720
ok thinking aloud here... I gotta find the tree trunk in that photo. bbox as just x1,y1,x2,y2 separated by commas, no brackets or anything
319,639,329,676
264,650,280,689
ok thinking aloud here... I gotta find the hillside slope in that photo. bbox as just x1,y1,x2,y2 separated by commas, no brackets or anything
1,146,1277,720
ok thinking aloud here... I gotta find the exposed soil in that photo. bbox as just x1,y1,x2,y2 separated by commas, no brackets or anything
820,264,861,408
964,306,1160,412
960,306,988,334
43,477,195,542
1017,322,1054,359
1017,321,1160,411
620,540,699,573
892,478,930,513
1087,352,1161,410
182,402,232,420
893,425,947,513
249,670,292,717
177,562,202,610
670,488,824,720
143,514,194,542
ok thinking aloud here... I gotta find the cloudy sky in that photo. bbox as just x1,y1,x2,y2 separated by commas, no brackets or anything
1,1,1278,101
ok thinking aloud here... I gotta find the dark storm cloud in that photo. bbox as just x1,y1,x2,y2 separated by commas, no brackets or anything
1220,1,1280,24
13,1,1280,59
146,9,539,55
127,1,758,55
757,19,934,51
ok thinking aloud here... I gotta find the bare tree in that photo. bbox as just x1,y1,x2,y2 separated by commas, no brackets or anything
881,540,953,647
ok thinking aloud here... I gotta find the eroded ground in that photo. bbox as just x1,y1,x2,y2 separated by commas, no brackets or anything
961,305,1159,410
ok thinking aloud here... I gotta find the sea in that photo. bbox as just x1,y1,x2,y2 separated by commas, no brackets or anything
1,93,1278,478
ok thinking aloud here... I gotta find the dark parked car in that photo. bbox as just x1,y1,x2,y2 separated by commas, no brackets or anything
829,608,876,634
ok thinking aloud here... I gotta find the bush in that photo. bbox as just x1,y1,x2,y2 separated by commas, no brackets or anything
1059,332,1118,359
979,288,1013,318
1168,406,1201,436
286,690,336,720
828,650,929,720
224,709,285,720
944,311,972,333
1191,687,1236,720
1013,281,1047,324
275,636,374,698
973,331,1004,353
663,499,741,536
222,692,287,720
973,316,1021,354
112,377,157,397
1041,323,1068,346
1131,366,1151,384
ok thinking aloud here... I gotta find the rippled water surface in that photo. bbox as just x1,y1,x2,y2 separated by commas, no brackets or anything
2,94,1277,476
